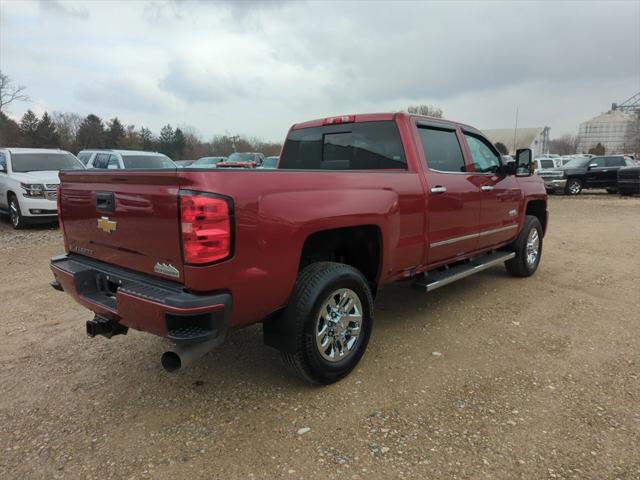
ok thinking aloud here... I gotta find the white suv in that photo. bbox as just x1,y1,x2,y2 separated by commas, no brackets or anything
0,148,84,229
79,149,175,169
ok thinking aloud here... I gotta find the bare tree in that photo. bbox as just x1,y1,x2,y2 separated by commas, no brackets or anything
52,112,83,152
549,134,578,155
0,71,30,113
405,104,443,118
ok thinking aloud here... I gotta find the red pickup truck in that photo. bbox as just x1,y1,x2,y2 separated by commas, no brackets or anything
50,113,547,384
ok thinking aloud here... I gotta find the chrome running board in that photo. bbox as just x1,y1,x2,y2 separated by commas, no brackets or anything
411,251,516,292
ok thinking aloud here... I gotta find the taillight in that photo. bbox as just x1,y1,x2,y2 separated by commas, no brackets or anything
180,192,232,264
56,185,69,251
322,115,355,125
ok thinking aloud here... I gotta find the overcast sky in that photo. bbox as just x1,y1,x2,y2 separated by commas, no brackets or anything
1,0,639,142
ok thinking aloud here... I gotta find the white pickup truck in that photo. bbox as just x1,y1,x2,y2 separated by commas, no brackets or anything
0,148,84,229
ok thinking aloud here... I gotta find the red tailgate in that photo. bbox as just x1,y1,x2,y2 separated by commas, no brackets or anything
59,170,185,282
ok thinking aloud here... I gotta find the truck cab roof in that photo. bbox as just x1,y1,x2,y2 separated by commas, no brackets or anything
291,112,479,134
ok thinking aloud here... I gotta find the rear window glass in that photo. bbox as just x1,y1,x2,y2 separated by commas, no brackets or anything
280,121,406,170
539,159,555,169
121,155,175,169
10,153,84,172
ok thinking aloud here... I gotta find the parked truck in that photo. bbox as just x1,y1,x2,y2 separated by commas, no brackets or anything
50,113,547,384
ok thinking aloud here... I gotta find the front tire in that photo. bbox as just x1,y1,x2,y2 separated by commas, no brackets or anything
280,262,373,384
505,215,543,277
565,178,582,195
8,195,27,229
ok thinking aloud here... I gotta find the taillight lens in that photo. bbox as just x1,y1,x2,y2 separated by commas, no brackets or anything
180,192,232,264
57,185,69,251
322,115,355,125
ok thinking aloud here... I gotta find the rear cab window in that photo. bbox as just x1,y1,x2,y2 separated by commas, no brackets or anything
539,159,555,169
280,121,406,170
121,154,175,169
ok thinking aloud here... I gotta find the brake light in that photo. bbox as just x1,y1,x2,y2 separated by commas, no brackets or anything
180,192,232,264
322,115,355,125
57,185,69,251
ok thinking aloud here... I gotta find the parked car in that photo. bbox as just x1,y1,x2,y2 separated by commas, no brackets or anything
538,155,635,195
81,149,176,169
259,156,279,169
617,165,640,196
50,112,547,384
0,148,84,229
189,156,227,168
174,160,194,168
216,152,264,168
534,157,558,173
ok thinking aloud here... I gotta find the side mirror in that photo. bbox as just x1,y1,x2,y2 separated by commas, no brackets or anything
0,165,6,174
588,163,597,169
515,148,533,175
500,159,517,175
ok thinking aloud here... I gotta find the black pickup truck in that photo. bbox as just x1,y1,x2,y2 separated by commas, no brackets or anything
618,165,640,196
538,155,635,195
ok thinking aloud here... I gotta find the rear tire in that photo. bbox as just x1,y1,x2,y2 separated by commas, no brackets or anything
280,262,373,384
564,178,582,195
8,195,27,230
505,215,543,278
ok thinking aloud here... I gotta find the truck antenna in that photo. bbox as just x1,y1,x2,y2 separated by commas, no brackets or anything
513,106,519,154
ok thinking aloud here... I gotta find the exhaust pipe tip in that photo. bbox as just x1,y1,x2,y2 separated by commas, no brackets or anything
161,351,182,373
160,335,225,373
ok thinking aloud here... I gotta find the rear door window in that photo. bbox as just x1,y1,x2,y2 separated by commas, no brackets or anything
417,127,466,173
280,121,406,170
605,157,625,167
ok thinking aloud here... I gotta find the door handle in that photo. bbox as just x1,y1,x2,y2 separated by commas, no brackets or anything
430,186,447,194
480,185,494,192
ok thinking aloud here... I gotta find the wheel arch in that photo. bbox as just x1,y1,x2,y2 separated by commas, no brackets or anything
298,224,383,292
525,199,548,235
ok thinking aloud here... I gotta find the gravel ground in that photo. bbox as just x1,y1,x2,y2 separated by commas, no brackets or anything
1,192,639,479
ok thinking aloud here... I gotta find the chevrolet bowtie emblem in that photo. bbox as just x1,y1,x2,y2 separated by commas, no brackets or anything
97,216,117,234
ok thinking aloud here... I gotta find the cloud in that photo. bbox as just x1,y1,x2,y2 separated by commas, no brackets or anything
37,0,89,20
1,0,639,140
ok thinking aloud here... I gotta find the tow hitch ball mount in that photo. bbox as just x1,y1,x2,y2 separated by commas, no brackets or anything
86,315,128,339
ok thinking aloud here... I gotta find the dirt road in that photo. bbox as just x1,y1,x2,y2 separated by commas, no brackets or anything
1,193,639,479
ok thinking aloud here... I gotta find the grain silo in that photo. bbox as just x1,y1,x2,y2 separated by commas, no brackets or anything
576,93,639,154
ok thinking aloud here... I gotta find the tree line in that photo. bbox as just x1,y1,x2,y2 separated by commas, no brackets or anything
0,109,282,159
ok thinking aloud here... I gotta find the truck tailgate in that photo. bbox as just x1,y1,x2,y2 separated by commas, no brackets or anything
59,170,185,281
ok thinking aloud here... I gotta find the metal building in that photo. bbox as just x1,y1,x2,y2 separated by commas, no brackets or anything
482,127,550,157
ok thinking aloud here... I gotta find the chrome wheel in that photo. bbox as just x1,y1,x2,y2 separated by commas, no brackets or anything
315,288,363,363
568,180,581,195
526,228,540,267
9,198,20,228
